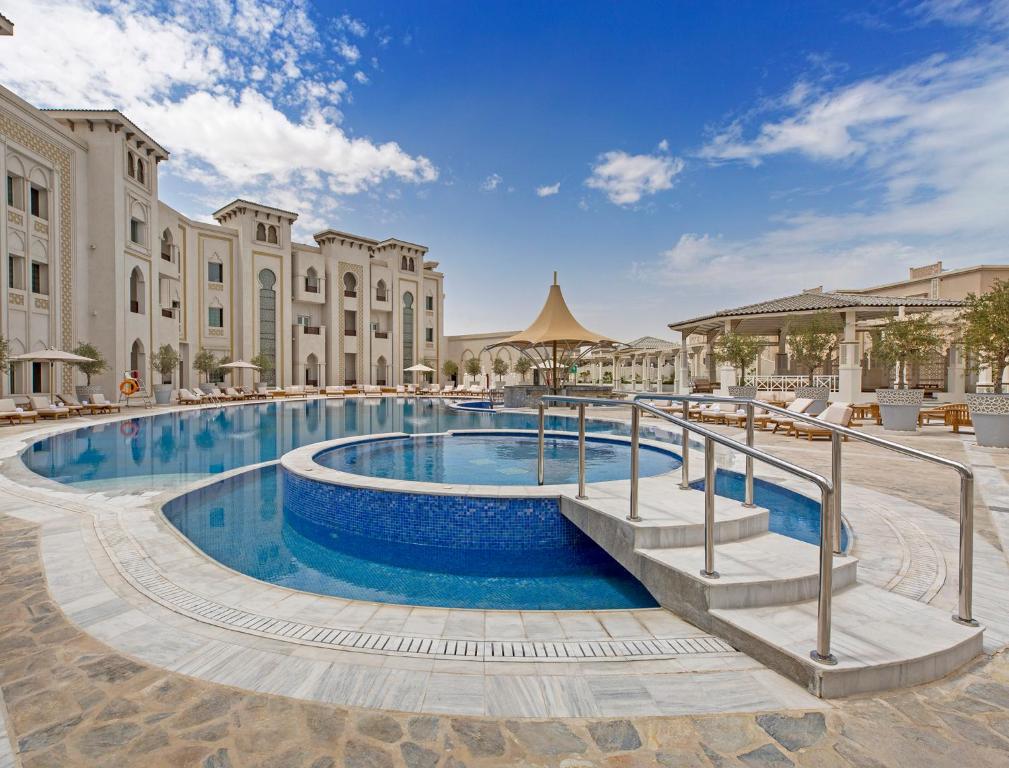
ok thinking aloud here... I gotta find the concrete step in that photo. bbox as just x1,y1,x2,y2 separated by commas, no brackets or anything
638,533,858,609
711,583,984,698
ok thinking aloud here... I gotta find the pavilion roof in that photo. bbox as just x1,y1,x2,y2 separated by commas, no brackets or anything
489,276,616,349
669,290,963,337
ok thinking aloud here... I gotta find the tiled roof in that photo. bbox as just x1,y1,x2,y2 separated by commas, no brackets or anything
626,335,677,349
670,291,963,330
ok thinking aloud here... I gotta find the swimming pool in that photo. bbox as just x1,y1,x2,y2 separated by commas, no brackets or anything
163,465,658,610
315,432,680,485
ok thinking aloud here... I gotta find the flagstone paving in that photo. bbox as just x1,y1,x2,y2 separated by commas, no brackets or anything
3,512,1009,767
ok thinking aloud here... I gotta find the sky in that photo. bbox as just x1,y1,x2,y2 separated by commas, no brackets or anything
1,0,1008,340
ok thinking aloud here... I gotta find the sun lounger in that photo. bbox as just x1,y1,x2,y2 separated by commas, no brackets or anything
363,385,382,398
178,388,206,405
29,395,71,419
55,394,86,415
0,398,37,424
791,403,854,440
89,393,121,413
768,397,814,433
323,386,346,399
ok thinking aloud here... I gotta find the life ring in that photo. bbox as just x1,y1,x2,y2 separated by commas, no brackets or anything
120,421,139,438
119,379,140,397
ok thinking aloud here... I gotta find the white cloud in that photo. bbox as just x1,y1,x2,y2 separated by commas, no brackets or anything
336,14,368,37
535,182,560,197
481,173,503,191
913,0,1009,28
353,71,370,85
657,139,669,152
585,150,685,205
0,0,436,238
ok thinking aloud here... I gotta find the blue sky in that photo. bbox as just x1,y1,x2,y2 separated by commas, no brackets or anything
3,1,1008,339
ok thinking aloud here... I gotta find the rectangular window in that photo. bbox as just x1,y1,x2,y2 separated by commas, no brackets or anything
8,254,24,290
7,174,22,210
296,314,311,326
425,295,434,311
208,307,223,328
207,262,223,283
30,262,48,295
29,185,47,219
130,218,144,245
425,327,434,343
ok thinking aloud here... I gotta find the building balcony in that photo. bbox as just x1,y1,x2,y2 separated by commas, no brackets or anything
294,279,326,304
345,328,357,337
374,330,389,339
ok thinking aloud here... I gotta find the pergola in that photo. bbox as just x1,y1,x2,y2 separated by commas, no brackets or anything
667,290,964,400
584,336,680,391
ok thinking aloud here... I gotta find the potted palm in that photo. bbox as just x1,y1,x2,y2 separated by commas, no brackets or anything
713,331,763,399
787,313,840,414
873,314,943,432
961,279,1009,447
251,353,275,388
150,345,180,404
491,357,509,387
71,342,108,401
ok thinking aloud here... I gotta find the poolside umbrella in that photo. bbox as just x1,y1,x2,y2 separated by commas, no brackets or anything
11,348,95,402
219,359,260,389
404,363,435,385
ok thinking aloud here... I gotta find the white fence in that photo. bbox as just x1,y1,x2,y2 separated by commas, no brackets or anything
745,375,839,392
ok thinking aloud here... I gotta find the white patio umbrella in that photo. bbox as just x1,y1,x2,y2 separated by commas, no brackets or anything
219,359,261,389
11,347,95,401
403,363,435,385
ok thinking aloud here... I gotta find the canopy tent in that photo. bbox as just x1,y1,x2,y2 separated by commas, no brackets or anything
11,348,94,401
404,362,435,384
219,360,261,388
487,273,618,393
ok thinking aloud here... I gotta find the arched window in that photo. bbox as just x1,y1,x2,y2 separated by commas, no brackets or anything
401,255,408,270
408,257,415,271
136,158,145,185
376,355,388,386
343,272,357,297
375,279,387,302
267,225,278,244
305,266,319,294
127,153,135,178
129,267,144,314
258,269,277,386
305,353,319,386
130,339,145,378
160,228,174,262
402,292,415,382
256,222,266,241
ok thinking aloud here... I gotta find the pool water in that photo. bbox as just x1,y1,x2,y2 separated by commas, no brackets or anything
163,465,658,610
315,433,680,485
23,398,638,487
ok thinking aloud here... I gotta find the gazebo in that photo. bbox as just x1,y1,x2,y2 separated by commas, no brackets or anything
668,289,965,401
487,273,617,394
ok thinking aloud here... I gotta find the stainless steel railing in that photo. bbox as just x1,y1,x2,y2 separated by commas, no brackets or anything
632,393,976,628
538,395,839,664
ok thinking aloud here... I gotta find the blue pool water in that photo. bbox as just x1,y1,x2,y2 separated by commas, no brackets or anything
23,398,636,486
316,433,680,485
163,465,658,610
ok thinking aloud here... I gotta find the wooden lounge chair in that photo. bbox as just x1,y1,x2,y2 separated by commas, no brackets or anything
768,397,814,433
0,398,37,424
363,385,383,399
791,403,854,440
178,388,206,405
91,393,122,413
29,395,71,419
323,386,346,399
55,394,86,415
919,403,957,427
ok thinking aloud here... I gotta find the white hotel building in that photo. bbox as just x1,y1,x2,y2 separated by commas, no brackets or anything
0,80,445,398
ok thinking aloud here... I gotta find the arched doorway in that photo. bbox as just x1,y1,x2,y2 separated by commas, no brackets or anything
305,353,319,386
130,339,146,381
129,267,144,314
376,355,388,386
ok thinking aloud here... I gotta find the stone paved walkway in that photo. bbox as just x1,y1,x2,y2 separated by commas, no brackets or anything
4,513,1009,767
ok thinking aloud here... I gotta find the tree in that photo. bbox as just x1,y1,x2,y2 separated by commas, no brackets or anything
491,357,509,383
959,279,1009,394
787,312,841,384
214,355,232,382
513,356,532,382
441,359,459,381
193,349,218,384
250,353,275,377
71,341,108,386
711,332,765,383
873,313,944,389
464,357,482,382
150,345,180,383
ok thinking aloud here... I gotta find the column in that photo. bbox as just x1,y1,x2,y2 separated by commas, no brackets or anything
837,310,862,403
717,321,737,395
677,335,691,394
947,343,966,400
775,327,789,374
642,355,650,391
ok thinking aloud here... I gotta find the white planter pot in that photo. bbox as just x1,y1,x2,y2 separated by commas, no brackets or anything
876,388,924,432
727,385,757,400
153,384,173,405
966,393,1009,448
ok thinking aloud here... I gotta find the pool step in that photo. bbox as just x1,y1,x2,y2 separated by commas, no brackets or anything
637,533,858,609
711,583,983,698
560,488,984,698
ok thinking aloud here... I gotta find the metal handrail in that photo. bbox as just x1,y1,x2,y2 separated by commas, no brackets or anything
539,394,838,664
632,393,976,627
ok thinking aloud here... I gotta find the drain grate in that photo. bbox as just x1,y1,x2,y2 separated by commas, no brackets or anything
97,512,736,661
